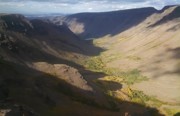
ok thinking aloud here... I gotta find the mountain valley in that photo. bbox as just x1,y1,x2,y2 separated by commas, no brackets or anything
0,5,180,116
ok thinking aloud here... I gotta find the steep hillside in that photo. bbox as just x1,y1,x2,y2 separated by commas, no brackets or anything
80,5,180,115
0,14,105,65
50,7,157,39
0,14,106,115
49,5,180,115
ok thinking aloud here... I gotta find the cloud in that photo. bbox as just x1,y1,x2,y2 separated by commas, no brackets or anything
0,0,179,14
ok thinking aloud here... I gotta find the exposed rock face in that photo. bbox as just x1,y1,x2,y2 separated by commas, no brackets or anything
0,104,39,116
33,62,93,91
0,33,17,51
0,14,33,33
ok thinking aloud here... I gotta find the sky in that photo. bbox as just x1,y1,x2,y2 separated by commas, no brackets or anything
0,0,179,14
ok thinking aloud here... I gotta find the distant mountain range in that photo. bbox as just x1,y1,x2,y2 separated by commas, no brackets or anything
24,13,67,18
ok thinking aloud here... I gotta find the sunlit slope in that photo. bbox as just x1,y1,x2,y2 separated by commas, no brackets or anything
93,6,180,104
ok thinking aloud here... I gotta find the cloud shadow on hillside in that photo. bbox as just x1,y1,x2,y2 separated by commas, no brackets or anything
148,6,180,27
139,47,180,78
0,60,164,116
166,24,180,32
165,47,180,75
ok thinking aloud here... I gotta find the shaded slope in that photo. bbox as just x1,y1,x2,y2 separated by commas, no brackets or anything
0,13,107,108
0,59,164,116
149,5,180,27
0,14,33,33
50,7,157,39
0,14,104,66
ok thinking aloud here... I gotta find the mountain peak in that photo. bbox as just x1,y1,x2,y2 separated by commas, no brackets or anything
161,5,179,10
0,14,33,33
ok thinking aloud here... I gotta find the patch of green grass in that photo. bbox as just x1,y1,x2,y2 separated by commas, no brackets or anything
85,57,148,85
85,56,105,72
104,53,123,63
86,57,168,113
148,97,165,107
129,90,164,107
164,107,180,116
130,90,150,104
104,68,148,85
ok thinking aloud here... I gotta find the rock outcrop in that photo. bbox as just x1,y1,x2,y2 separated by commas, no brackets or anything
33,62,93,92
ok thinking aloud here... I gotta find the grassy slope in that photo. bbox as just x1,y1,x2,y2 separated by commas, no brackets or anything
84,6,180,116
